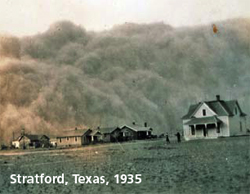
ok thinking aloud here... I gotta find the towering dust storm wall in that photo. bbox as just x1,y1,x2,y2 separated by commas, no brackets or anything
0,19,249,144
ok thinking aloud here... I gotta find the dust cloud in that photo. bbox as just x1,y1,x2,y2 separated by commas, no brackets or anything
0,19,249,144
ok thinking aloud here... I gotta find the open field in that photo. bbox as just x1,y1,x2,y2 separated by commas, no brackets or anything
0,136,249,194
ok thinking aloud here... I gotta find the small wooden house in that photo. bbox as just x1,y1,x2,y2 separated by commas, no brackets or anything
56,127,92,147
12,134,50,149
182,95,247,140
89,130,103,143
120,123,153,141
98,127,122,142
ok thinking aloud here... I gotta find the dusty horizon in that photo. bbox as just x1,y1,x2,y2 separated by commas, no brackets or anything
0,0,250,36
1,17,250,38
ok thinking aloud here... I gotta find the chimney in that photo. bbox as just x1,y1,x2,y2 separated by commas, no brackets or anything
132,122,135,125
75,127,77,131
216,95,220,101
144,122,147,127
21,128,25,136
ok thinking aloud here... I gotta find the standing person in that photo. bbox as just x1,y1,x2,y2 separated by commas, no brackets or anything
176,132,181,143
166,133,170,144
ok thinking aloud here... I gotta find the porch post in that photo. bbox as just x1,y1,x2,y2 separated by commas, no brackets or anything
205,124,207,137
244,117,247,131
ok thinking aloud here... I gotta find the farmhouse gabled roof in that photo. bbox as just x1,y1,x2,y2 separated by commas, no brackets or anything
26,135,49,141
182,99,247,119
222,100,247,116
98,127,120,134
89,130,102,136
182,104,201,119
17,134,49,141
121,125,153,132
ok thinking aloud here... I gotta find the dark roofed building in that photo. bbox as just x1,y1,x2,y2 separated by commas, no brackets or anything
12,134,50,149
182,95,247,140
120,122,153,141
98,127,121,142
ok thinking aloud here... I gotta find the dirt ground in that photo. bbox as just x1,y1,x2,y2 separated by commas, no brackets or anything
0,136,249,194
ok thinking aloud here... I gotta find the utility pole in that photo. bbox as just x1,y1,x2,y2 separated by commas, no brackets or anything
0,123,2,149
22,127,25,149
0,117,3,149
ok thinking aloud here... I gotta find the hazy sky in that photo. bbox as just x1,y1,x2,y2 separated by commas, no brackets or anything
0,0,249,36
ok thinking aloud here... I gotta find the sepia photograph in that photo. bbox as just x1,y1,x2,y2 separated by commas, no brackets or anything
0,0,250,193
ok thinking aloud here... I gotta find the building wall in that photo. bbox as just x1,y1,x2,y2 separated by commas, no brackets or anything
183,124,218,140
18,137,32,148
91,135,103,143
82,135,91,145
229,115,247,136
40,136,50,145
183,119,191,140
195,127,205,138
57,136,82,146
207,128,218,137
50,139,57,147
111,128,122,142
102,129,122,142
12,141,20,148
120,127,137,141
183,116,230,141
137,131,150,139
102,134,111,142
218,116,230,137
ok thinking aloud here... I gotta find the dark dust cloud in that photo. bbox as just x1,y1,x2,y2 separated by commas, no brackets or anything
0,19,249,144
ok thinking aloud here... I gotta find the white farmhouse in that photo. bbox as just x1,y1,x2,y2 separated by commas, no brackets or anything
182,95,247,140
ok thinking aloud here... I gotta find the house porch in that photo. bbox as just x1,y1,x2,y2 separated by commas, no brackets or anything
185,116,223,138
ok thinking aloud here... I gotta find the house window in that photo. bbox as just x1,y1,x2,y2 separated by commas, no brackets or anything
67,137,69,141
191,125,195,135
207,124,216,129
59,138,62,143
217,123,221,133
123,132,129,137
75,137,77,142
202,109,206,116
